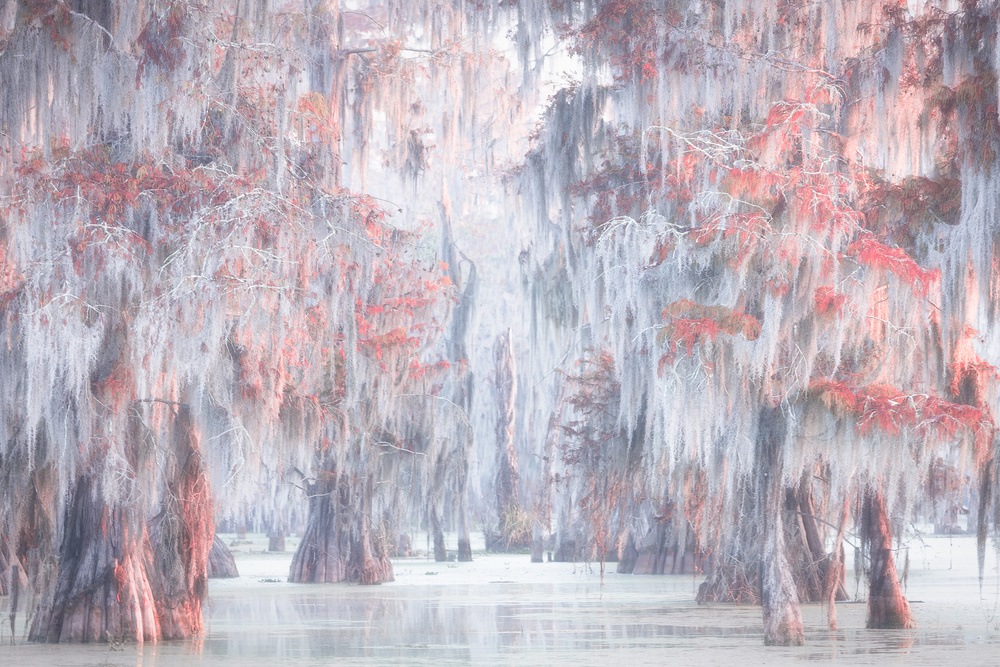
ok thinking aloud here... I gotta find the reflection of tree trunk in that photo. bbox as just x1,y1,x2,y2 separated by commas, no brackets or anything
29,475,160,643
149,405,214,640
207,534,239,578
862,488,914,629
756,406,804,647
494,330,520,542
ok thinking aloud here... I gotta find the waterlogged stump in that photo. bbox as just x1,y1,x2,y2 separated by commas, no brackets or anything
29,477,159,643
863,490,914,629
206,534,239,578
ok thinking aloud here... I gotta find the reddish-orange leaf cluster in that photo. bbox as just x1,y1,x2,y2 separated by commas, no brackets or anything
656,300,761,373
810,379,992,446
814,286,847,317
847,235,940,296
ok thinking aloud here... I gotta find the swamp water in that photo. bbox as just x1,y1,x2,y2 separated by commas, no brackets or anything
2,532,1000,665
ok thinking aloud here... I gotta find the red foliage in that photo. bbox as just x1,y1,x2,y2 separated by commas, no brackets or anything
656,300,761,373
572,0,664,84
847,235,939,296
814,287,847,317
562,349,620,469
810,379,992,445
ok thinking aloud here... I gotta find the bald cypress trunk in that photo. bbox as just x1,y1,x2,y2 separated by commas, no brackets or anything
756,406,804,647
533,380,565,563
148,406,214,639
493,330,525,550
345,475,393,584
862,488,914,629
29,476,159,643
289,470,392,584
289,471,348,583
207,534,239,579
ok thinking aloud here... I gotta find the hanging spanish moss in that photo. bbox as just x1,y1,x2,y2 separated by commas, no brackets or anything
2,0,1000,653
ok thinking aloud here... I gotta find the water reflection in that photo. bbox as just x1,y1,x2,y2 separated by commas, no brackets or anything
4,547,1000,665
201,569,765,663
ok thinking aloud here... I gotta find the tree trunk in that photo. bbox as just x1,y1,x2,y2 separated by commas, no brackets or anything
345,476,393,584
495,329,520,537
442,215,475,564
268,531,285,553
289,471,393,584
0,532,8,597
825,497,850,630
147,405,214,640
29,476,160,643
207,534,239,579
756,406,804,646
288,471,348,583
784,476,848,603
430,503,447,562
533,379,565,563
862,488,914,629
456,492,472,562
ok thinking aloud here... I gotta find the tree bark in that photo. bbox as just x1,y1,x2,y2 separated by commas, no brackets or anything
288,471,348,583
825,497,849,630
267,509,286,552
862,488,914,629
456,489,473,562
494,329,520,539
784,476,848,604
289,470,393,584
0,532,8,597
533,379,565,563
29,476,160,643
441,214,475,564
345,476,393,584
147,405,214,640
430,503,447,562
268,531,285,553
207,534,239,579
756,406,804,646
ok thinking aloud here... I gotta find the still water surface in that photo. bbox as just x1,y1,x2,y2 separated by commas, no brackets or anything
3,532,1000,665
